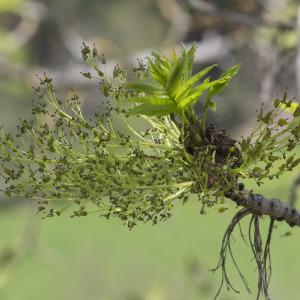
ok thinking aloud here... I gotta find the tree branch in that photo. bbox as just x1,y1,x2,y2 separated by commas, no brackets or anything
225,188,300,227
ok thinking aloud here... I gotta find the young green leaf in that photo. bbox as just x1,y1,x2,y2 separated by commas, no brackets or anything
183,45,197,80
129,103,176,117
175,64,217,102
125,80,165,95
167,51,190,97
207,64,241,98
127,95,173,106
148,55,171,87
178,78,212,109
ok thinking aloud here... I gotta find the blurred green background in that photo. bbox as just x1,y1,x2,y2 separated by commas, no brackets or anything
0,0,300,299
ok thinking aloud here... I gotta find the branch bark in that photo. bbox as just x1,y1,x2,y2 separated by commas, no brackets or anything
225,188,300,227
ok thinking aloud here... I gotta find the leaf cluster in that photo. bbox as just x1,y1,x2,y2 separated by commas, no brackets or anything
124,45,240,130
0,44,300,228
0,77,195,228
239,94,300,185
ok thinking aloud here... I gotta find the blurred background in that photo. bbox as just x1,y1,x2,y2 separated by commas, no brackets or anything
0,0,300,299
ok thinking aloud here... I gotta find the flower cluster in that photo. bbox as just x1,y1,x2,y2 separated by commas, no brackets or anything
1,44,300,229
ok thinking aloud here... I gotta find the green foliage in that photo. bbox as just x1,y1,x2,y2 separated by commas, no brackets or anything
239,95,300,185
123,45,240,126
0,44,300,229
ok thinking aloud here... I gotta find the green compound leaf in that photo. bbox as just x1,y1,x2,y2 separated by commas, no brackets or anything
125,80,165,95
129,103,177,117
177,77,212,109
175,64,217,102
124,46,240,120
148,55,171,87
127,95,174,106
208,64,241,98
203,64,241,112
167,45,197,97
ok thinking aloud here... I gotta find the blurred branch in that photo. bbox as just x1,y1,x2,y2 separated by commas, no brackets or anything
0,35,236,89
188,0,259,27
297,5,300,99
255,42,280,102
133,34,234,62
0,0,239,90
51,35,236,89
185,36,234,63
6,1,46,50
188,0,295,29
156,0,191,45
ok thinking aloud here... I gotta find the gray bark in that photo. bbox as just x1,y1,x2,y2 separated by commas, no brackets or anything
226,189,300,227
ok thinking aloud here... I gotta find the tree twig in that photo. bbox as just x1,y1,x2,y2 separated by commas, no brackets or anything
225,188,300,227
